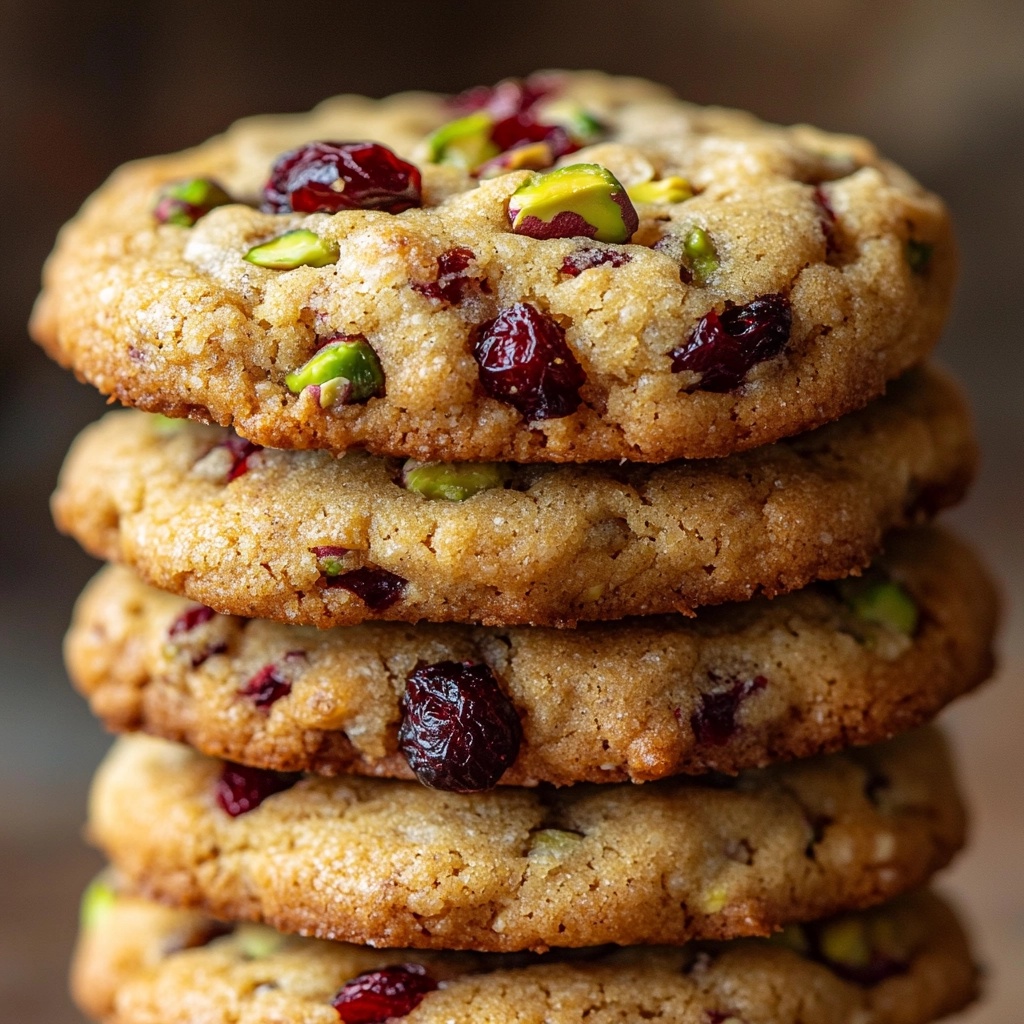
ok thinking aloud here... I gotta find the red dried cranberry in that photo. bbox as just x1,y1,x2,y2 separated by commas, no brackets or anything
263,142,422,215
399,661,522,792
448,76,557,119
670,294,792,393
691,676,767,746
412,247,479,304
220,434,263,481
323,567,408,611
239,660,298,710
813,187,838,256
215,763,299,817
707,1013,746,1024
332,964,437,1023
561,248,632,277
168,605,216,637
471,303,586,420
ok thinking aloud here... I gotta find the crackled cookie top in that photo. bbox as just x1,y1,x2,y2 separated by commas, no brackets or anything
32,72,955,463
52,368,975,628
89,729,965,952
66,529,996,787
73,888,977,1024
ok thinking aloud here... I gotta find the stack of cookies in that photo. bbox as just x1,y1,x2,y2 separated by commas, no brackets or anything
32,73,999,1024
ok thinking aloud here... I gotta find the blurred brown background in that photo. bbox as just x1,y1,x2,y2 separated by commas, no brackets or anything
1,1,1021,1020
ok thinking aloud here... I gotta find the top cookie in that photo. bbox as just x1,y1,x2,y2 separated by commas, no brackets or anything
31,72,954,463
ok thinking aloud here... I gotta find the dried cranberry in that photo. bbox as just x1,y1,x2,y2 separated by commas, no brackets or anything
492,116,574,157
412,247,479,304
215,763,299,817
670,294,792,393
332,964,437,1023
691,676,767,746
813,187,838,255
168,605,216,637
707,1013,746,1024
448,76,557,119
561,248,632,277
220,434,263,481
323,567,408,611
263,142,422,215
398,661,522,792
239,660,297,710
471,303,586,420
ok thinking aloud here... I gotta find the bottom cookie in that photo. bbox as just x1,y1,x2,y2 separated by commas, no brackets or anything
74,884,977,1024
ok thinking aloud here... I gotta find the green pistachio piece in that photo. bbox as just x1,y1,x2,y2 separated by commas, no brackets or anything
683,226,719,284
401,460,508,501
244,229,339,270
80,872,117,930
235,923,285,959
906,239,934,274
539,100,604,144
477,141,556,178
149,413,187,435
838,577,919,636
154,177,233,226
508,163,639,243
819,917,872,970
285,339,384,403
528,828,584,859
626,177,694,204
426,112,500,170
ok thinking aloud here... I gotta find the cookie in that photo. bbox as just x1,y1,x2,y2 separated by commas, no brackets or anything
65,528,997,787
32,72,955,464
73,887,978,1024
88,729,965,952
52,367,975,628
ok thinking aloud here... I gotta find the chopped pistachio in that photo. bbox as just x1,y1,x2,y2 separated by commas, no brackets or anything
235,923,285,959
508,163,638,243
700,884,729,914
477,141,556,178
626,177,694,204
401,460,507,501
426,112,499,170
528,828,584,859
150,413,187,434
154,177,233,226
539,100,604,144
682,226,719,284
244,229,339,270
80,872,117,930
819,917,872,970
906,239,934,274
285,338,384,404
838,577,918,636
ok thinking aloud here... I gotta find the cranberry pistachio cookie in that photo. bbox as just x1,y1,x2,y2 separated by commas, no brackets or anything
32,72,955,463
73,887,978,1024
89,729,964,952
65,529,997,788
52,367,975,628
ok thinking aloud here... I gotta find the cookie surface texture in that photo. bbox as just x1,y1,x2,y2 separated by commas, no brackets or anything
32,72,955,463
65,528,997,785
88,729,965,951
52,367,975,627
72,890,977,1024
